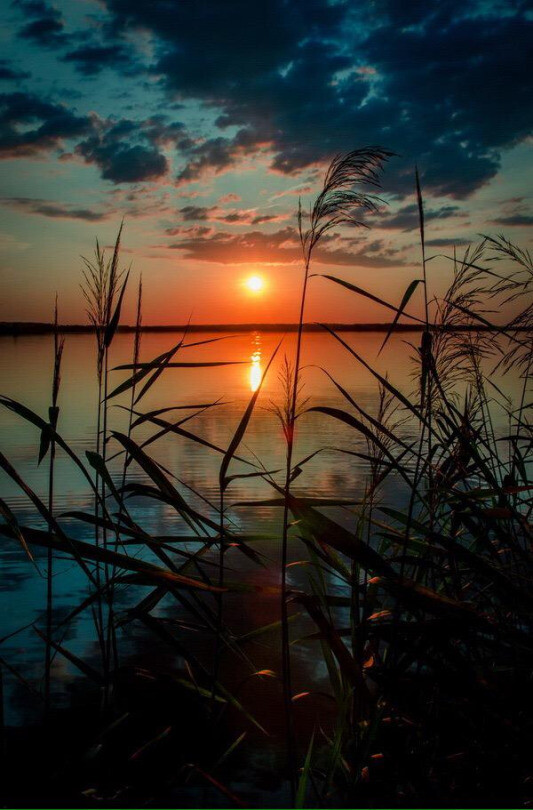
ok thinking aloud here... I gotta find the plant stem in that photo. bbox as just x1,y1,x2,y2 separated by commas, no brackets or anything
281,255,311,804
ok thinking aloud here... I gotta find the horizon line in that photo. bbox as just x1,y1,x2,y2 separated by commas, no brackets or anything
0,321,526,335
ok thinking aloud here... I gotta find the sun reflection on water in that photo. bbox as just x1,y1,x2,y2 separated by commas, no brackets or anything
249,332,262,392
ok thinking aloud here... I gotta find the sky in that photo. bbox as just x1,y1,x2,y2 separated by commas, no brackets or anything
0,0,531,325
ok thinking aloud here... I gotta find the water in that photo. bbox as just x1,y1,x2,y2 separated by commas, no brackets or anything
0,329,520,728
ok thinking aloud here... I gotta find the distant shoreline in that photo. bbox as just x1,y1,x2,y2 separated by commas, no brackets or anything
0,322,529,336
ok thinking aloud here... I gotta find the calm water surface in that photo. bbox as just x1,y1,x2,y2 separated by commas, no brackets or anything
0,330,520,728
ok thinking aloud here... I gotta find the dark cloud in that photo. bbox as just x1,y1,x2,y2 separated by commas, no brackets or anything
175,132,260,184
6,0,531,199
62,45,131,76
175,204,288,225
106,0,345,95
142,116,187,147
425,237,471,247
77,138,168,184
178,205,212,222
101,0,531,198
75,117,170,183
251,214,283,224
2,196,108,221
376,203,466,231
15,0,65,47
167,225,403,267
0,91,91,157
0,89,181,184
165,225,213,238
489,214,533,227
0,60,30,80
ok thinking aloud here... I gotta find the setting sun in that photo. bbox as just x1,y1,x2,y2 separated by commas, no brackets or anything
245,275,264,293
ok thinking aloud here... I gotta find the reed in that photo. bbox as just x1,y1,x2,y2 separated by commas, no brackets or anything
0,152,531,808
80,223,129,689
43,297,64,719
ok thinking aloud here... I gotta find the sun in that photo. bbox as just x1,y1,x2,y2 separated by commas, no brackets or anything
245,274,264,293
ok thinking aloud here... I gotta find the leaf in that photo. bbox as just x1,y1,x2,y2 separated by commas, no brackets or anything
223,468,281,486
288,494,395,577
296,730,315,809
106,335,185,400
237,615,302,644
220,340,281,491
415,165,425,261
307,406,413,488
0,450,97,585
37,427,51,465
85,451,121,505
370,575,498,629
319,326,427,424
318,275,425,324
319,368,411,453
129,725,173,761
0,523,225,593
129,403,221,428
127,412,254,468
214,732,247,768
297,594,369,693
104,269,130,348
115,361,244,370
181,334,239,349
0,497,35,565
0,396,97,494
379,279,424,354
191,766,247,808
112,432,186,503
137,613,269,735
33,625,104,684
232,497,361,507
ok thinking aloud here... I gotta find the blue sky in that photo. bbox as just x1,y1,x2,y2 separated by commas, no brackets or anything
0,0,531,323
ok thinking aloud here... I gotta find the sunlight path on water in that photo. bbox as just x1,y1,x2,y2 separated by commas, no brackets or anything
250,331,262,392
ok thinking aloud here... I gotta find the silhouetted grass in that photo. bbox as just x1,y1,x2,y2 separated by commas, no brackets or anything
0,152,531,809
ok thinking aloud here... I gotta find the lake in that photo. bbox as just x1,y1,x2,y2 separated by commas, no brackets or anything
0,329,520,731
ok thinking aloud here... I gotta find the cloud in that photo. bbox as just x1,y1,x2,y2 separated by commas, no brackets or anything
6,0,531,199
252,214,286,224
0,60,30,81
75,117,170,183
218,193,241,204
0,97,184,184
174,204,289,226
15,0,66,48
166,225,404,267
177,205,214,222
175,130,265,184
1,196,109,221
101,0,531,198
375,203,467,232
0,91,91,157
489,214,533,227
62,45,131,76
425,237,471,247
270,184,313,200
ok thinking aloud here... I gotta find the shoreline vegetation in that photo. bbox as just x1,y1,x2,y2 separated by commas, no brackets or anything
1,321,531,335
0,148,531,808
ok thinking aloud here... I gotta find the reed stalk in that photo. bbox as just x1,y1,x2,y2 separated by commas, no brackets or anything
44,297,64,720
80,223,126,687
280,148,391,802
